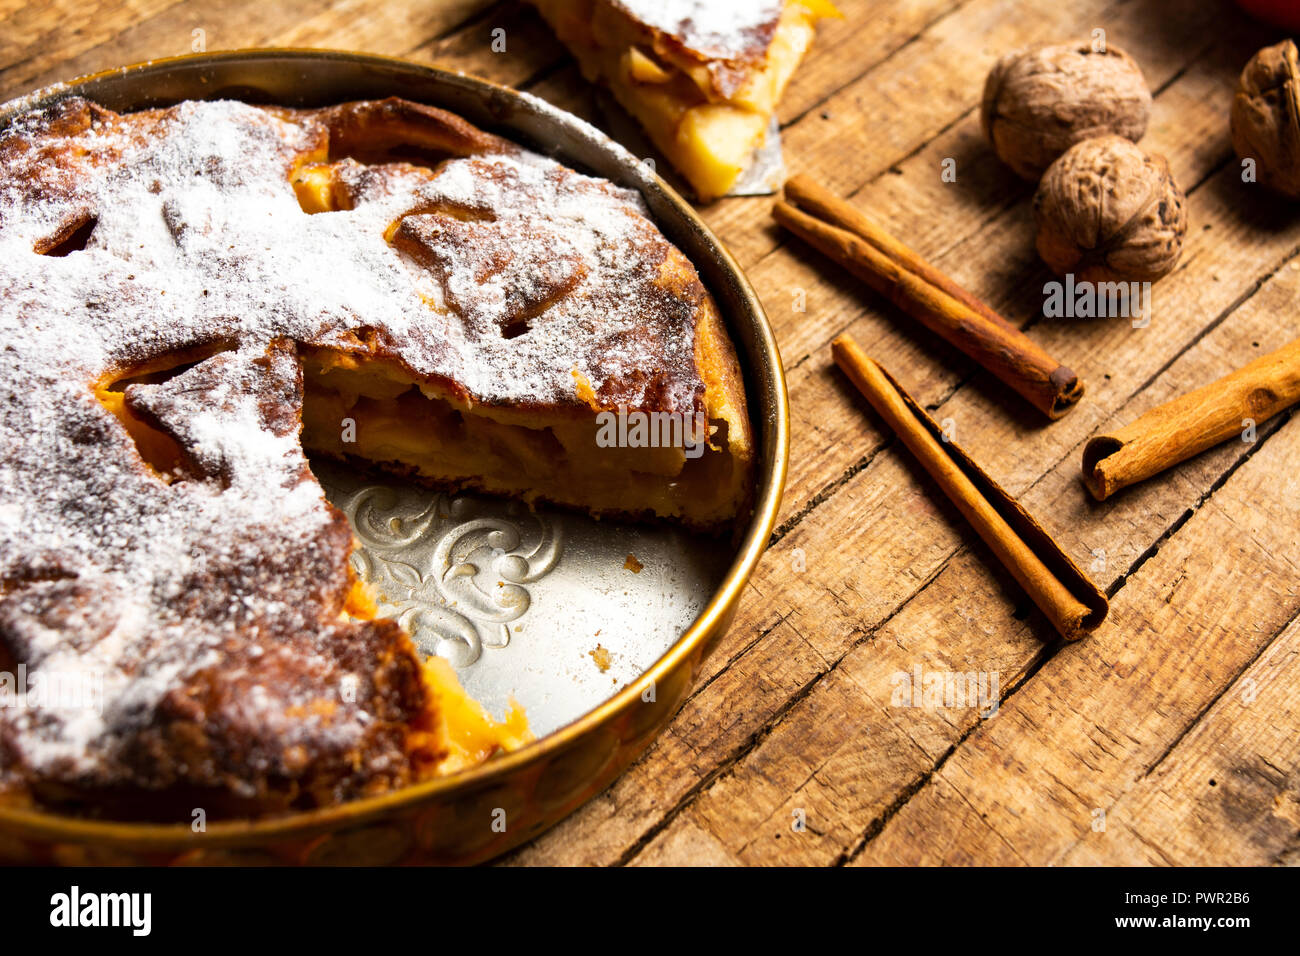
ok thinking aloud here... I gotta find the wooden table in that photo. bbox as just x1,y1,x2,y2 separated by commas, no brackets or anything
6,0,1298,867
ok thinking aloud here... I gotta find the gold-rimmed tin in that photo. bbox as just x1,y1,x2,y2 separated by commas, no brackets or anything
0,49,789,865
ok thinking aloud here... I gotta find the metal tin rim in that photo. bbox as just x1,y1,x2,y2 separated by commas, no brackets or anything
0,49,790,852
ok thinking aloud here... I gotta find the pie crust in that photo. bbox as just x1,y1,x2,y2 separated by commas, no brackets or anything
0,94,751,819
529,0,840,199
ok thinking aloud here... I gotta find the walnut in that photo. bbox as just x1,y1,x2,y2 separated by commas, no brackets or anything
1032,135,1187,283
1231,39,1300,198
981,42,1151,179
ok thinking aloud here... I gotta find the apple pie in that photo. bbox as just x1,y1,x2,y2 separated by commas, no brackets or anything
528,0,840,200
0,93,752,819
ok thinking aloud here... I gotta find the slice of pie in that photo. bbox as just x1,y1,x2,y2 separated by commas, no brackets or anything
528,0,840,200
0,94,752,819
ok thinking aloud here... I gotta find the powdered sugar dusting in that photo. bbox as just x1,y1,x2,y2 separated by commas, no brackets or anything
615,0,784,60
0,95,708,811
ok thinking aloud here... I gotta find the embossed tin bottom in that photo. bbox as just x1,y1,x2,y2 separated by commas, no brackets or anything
0,50,789,865
315,460,731,737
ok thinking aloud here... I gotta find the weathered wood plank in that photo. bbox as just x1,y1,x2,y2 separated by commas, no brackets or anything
849,413,1300,865
0,0,187,96
1058,611,1300,866
776,0,970,126
273,0,491,53
0,0,496,101
411,0,561,86
629,817,743,867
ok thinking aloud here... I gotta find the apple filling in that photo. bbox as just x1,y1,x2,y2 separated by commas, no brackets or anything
528,0,840,199
297,349,747,528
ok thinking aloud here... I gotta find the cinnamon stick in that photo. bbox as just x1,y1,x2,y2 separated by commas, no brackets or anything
832,334,1107,641
1083,337,1300,501
776,175,1083,419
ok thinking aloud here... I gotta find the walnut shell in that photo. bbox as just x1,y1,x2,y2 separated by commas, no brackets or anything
1231,39,1300,198
982,42,1151,180
1032,135,1187,283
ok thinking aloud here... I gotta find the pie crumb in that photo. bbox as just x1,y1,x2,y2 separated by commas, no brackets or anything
624,553,644,573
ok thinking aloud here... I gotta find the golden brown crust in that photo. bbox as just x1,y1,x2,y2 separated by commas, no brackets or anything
527,0,832,199
0,92,752,820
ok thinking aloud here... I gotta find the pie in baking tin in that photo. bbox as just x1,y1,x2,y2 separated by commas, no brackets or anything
0,94,752,819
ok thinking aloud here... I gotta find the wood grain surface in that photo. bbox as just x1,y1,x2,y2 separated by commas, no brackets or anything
4,0,1297,866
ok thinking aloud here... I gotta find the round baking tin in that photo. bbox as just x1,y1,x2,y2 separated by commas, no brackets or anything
0,49,788,865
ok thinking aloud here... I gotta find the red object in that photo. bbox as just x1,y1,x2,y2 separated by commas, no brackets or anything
1236,0,1300,31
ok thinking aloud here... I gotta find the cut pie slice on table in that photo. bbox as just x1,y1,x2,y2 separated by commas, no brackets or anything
528,0,840,201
